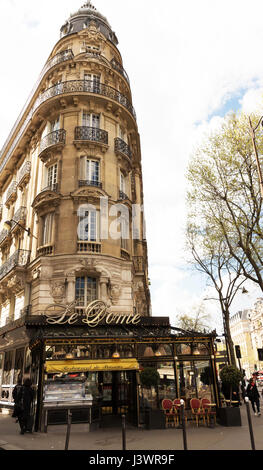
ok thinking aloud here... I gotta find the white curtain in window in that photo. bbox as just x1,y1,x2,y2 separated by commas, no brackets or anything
0,303,10,327
42,213,54,245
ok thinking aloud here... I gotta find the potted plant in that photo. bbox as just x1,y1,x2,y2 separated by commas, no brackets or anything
217,365,243,426
140,367,165,429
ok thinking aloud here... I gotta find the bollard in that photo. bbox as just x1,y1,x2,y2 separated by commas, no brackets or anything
65,409,72,451
244,397,256,450
180,399,188,451
122,414,126,451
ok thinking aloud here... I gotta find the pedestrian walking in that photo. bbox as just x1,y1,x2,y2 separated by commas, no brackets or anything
12,375,23,420
246,377,261,416
16,378,34,434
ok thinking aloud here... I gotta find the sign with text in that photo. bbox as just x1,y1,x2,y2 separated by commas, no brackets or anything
44,300,141,327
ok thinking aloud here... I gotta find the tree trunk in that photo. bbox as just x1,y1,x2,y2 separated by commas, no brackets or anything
224,308,237,367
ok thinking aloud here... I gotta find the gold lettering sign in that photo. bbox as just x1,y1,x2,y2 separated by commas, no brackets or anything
44,300,141,327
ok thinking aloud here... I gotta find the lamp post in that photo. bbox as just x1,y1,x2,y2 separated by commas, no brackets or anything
248,116,263,199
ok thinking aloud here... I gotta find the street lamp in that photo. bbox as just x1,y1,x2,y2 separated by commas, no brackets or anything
3,219,38,240
248,116,263,199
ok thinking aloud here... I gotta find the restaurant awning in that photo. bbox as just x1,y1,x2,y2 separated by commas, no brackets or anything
45,358,139,374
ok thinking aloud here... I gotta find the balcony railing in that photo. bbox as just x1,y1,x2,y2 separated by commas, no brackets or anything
39,129,66,154
45,49,74,74
74,126,108,145
79,180,102,189
37,245,54,256
0,229,10,246
40,183,58,193
0,249,30,281
115,138,132,160
111,59,130,85
5,181,17,206
10,207,27,230
35,80,136,120
77,241,102,253
17,161,31,188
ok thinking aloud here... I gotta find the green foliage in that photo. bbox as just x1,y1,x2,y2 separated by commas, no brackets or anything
140,368,160,388
219,365,243,387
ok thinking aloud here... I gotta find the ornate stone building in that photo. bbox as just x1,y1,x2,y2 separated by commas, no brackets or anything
0,1,150,330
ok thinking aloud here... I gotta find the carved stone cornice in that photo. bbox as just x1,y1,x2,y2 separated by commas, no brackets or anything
70,186,110,205
32,189,61,213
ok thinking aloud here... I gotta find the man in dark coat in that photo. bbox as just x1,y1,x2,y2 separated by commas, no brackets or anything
16,378,34,434
246,377,261,416
12,376,23,419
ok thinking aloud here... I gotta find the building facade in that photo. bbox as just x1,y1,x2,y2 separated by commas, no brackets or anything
230,298,263,377
0,3,219,430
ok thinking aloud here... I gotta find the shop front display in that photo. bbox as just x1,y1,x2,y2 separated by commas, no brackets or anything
0,312,219,431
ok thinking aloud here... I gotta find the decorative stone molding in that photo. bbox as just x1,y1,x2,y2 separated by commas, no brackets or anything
50,280,66,302
7,274,26,294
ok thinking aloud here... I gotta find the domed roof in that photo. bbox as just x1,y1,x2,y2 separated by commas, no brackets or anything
60,1,118,45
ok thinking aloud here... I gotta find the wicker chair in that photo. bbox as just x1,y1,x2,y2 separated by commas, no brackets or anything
161,399,175,427
190,398,206,426
201,398,216,426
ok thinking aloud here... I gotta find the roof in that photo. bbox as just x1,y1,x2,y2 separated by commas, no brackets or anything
60,1,118,45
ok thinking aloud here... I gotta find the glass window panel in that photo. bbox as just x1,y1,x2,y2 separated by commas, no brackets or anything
3,351,14,385
42,213,53,245
13,348,24,384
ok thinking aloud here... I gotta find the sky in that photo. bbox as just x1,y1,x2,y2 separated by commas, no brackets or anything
1,0,263,333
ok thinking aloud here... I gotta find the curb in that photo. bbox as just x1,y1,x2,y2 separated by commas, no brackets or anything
0,440,23,450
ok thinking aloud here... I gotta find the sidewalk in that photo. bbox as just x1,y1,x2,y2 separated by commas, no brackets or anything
0,405,262,451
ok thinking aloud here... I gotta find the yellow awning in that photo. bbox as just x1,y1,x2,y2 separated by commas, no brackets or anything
45,358,139,374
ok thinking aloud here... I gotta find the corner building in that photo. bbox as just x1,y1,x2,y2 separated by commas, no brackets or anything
0,3,219,430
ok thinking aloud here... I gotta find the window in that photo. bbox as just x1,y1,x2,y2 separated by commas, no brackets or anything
46,163,58,190
82,112,100,128
120,172,126,194
80,157,100,185
78,209,98,242
84,73,100,93
121,214,129,251
0,303,9,328
75,276,97,308
42,213,54,246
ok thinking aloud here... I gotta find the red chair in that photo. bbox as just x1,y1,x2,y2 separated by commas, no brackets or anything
173,399,185,425
161,399,175,427
201,398,216,426
190,398,206,426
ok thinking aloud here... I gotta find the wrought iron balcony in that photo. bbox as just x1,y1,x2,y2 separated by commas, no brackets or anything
10,206,27,230
79,180,102,189
45,49,74,74
39,129,66,154
40,183,58,193
5,181,17,206
17,161,31,188
110,59,130,85
35,80,136,120
74,126,108,145
0,229,10,246
0,249,30,281
115,138,132,160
